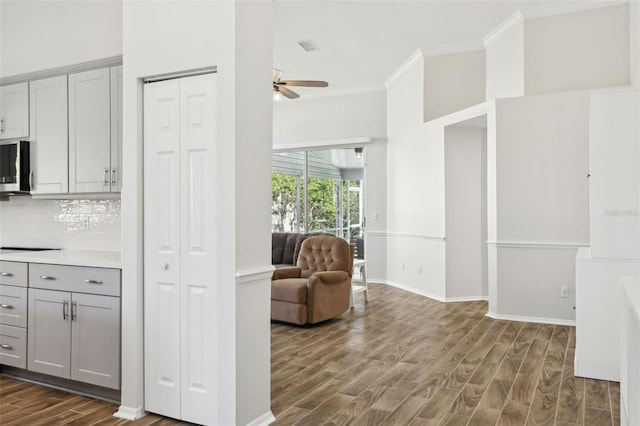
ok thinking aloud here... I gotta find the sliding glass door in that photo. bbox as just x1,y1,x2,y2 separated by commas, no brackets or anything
271,148,364,245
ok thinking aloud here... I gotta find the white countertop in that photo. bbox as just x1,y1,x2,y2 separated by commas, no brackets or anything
0,249,121,269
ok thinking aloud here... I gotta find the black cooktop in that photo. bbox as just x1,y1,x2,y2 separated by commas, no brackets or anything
0,247,60,251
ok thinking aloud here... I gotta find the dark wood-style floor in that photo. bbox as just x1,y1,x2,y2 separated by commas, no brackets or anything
0,283,619,426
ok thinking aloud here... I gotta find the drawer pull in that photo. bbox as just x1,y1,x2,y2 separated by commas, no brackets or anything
0,272,13,277
40,275,56,280
0,344,12,350
84,279,103,284
0,304,13,309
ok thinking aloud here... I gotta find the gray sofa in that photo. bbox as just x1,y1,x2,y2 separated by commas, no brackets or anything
272,232,323,268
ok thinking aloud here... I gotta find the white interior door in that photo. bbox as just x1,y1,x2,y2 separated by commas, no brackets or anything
144,73,218,424
144,78,182,420
178,74,218,424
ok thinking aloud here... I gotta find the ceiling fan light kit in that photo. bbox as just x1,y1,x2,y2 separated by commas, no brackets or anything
272,68,329,100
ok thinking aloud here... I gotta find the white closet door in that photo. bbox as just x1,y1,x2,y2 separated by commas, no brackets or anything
179,74,218,424
143,79,182,419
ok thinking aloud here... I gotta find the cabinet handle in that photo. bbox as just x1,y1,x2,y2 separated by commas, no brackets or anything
40,275,56,280
0,304,13,309
0,119,4,133
29,171,34,191
0,344,12,350
0,272,13,277
71,300,77,321
104,168,109,185
111,169,117,185
84,279,103,284
63,300,68,320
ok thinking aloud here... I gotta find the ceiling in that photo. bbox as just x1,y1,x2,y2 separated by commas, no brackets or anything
273,0,573,97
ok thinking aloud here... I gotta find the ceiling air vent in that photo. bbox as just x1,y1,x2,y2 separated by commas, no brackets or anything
297,39,321,53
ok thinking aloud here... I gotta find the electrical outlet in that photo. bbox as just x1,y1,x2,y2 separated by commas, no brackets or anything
560,285,569,298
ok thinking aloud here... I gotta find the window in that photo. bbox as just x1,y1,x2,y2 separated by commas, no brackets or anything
271,148,364,241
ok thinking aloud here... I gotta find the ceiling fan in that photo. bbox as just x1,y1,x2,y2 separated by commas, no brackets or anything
273,68,329,100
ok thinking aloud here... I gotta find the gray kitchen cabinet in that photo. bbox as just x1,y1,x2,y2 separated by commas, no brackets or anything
69,66,122,193
0,261,28,369
0,82,29,140
28,264,121,390
29,75,69,194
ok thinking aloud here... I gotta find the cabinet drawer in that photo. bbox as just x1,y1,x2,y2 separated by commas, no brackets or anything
29,264,120,297
0,324,27,369
0,285,28,327
0,261,28,287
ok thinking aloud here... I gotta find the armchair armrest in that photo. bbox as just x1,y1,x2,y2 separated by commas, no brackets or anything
272,267,302,280
309,270,350,285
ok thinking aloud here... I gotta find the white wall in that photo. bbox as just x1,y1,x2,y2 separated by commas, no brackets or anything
589,89,639,260
273,91,386,145
444,126,487,300
122,1,273,424
423,50,485,122
485,16,524,100
0,1,122,78
386,56,448,298
632,0,640,88
488,90,590,322
0,198,120,251
525,4,630,95
495,91,589,243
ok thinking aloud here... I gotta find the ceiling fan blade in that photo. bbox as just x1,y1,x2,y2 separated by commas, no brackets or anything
277,80,329,88
277,86,300,99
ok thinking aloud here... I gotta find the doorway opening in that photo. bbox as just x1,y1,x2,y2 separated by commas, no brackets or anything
444,116,488,301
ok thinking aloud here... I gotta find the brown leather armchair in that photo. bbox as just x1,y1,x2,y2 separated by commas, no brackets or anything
271,235,353,325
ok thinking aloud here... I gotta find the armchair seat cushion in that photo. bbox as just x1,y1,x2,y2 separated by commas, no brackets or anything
272,278,308,304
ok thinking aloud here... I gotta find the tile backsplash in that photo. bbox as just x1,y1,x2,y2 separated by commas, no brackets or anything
0,198,121,251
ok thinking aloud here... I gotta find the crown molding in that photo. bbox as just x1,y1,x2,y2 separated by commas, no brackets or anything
521,0,629,20
384,49,424,90
285,83,385,102
482,11,524,48
421,40,485,58
0,55,123,86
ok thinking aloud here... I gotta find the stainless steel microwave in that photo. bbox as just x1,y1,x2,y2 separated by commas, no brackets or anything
0,140,31,194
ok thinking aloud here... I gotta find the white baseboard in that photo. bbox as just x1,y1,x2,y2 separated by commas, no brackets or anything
380,281,488,304
246,411,276,426
383,280,446,302
485,310,575,326
444,295,489,302
114,405,145,421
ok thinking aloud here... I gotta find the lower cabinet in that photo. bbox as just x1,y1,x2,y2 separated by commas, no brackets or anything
27,269,121,390
28,288,120,389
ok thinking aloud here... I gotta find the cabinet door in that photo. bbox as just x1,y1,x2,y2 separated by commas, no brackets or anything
0,82,29,140
28,288,71,379
29,75,69,194
69,68,110,193
70,293,120,389
110,66,123,192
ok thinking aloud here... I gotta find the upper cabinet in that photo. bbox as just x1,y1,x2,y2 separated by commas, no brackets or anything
0,82,29,140
69,68,112,193
3,63,122,195
110,66,123,193
67,65,122,194
29,75,69,194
